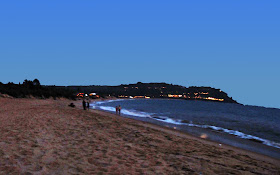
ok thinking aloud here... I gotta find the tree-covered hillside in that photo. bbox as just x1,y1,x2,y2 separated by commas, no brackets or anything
0,79,75,99
65,82,238,103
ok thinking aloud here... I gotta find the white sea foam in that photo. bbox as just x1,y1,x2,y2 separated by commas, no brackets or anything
155,117,182,125
91,99,126,109
121,109,152,118
93,100,152,118
99,106,116,112
98,107,152,118
95,99,125,105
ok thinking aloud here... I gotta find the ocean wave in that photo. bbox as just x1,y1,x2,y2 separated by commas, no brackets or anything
94,99,126,105
164,119,280,149
99,106,116,112
195,125,280,149
93,103,280,149
98,106,152,118
153,116,183,125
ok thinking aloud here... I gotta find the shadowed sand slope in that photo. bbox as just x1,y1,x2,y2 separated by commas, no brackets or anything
0,98,279,174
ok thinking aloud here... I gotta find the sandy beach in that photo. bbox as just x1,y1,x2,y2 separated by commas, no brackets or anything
0,98,279,174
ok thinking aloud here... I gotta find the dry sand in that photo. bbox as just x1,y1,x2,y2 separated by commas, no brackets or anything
0,98,279,175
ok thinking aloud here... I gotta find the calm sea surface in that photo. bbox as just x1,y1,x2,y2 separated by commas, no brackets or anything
91,99,280,151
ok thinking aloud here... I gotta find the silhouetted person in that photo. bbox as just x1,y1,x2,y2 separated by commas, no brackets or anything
118,105,121,115
82,100,86,110
116,106,118,114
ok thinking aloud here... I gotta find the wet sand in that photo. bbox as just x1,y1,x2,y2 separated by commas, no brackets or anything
0,98,279,174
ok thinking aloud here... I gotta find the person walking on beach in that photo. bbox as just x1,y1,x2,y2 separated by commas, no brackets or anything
118,105,121,115
82,100,86,110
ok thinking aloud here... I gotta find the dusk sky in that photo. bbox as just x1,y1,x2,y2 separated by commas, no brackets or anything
0,1,279,108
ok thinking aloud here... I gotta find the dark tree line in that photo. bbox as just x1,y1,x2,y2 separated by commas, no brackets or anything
0,79,75,99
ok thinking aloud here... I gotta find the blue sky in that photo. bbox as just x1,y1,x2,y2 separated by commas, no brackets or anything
0,1,279,108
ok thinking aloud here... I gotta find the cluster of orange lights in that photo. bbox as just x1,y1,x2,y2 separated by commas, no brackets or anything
168,94,183,98
133,96,150,99
205,97,224,101
77,92,223,101
167,94,224,101
76,93,84,97
76,93,100,98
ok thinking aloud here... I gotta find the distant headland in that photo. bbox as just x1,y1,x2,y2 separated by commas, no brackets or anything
0,79,238,104
66,82,237,103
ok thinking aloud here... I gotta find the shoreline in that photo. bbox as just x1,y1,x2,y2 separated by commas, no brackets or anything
87,98,280,161
89,106,280,165
1,98,279,174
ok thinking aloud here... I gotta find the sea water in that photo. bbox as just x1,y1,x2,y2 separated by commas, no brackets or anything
91,99,280,157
